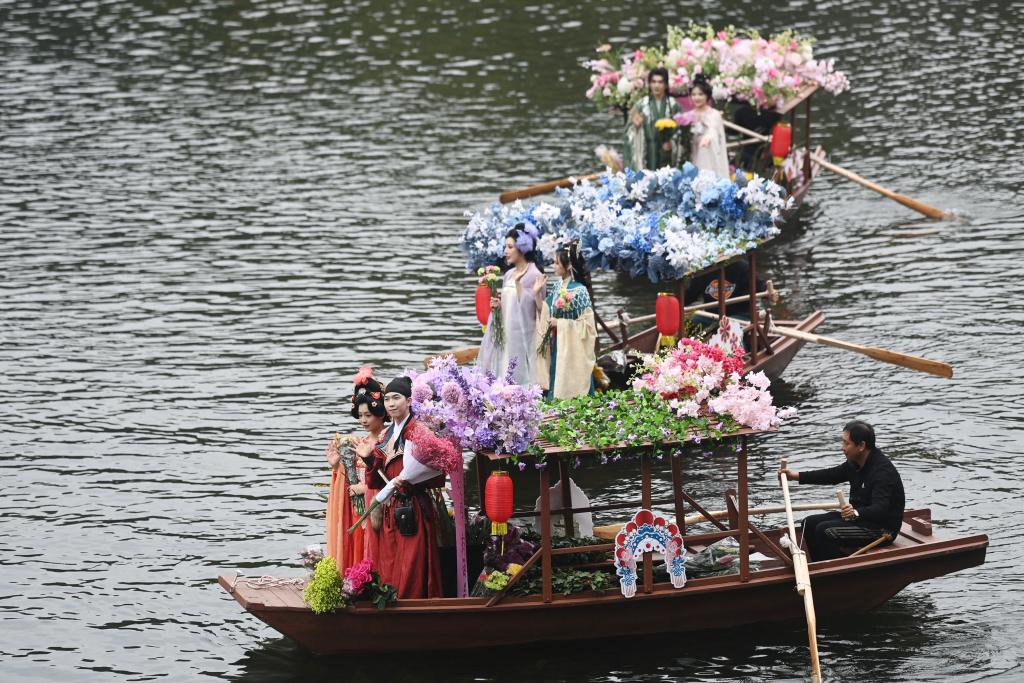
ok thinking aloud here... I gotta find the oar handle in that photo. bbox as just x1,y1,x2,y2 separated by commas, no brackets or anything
721,119,953,221
499,172,601,204
836,489,847,507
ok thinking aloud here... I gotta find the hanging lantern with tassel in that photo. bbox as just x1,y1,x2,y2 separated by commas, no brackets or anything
484,470,514,536
771,122,792,166
655,292,680,349
475,284,491,332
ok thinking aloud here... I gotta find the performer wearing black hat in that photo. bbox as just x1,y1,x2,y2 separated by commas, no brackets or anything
355,375,449,599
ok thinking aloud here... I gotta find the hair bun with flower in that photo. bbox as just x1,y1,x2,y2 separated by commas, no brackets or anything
353,366,374,387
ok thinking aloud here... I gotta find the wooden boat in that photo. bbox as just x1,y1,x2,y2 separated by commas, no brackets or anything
594,249,824,388
218,426,987,654
499,84,824,215
426,247,825,386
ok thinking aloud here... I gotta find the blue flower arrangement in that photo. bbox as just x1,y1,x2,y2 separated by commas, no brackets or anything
461,163,792,282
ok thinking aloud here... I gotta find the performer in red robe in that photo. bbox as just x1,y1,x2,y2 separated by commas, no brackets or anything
358,376,453,599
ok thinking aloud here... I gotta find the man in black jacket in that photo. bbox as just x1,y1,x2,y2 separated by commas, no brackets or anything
779,420,905,561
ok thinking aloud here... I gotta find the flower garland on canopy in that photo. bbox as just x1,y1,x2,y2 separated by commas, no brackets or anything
585,23,849,112
462,163,792,283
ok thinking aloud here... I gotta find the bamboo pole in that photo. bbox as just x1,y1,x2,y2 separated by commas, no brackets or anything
722,119,954,220
780,458,823,683
499,172,601,204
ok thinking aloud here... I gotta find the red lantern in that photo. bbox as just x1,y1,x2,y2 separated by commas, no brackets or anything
484,470,514,536
771,122,792,166
475,284,491,330
655,292,680,348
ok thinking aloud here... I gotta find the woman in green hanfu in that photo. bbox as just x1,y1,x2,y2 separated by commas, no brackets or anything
533,241,597,399
623,67,682,170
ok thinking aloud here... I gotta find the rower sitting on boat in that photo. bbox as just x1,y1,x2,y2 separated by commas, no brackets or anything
779,420,905,561
685,259,778,321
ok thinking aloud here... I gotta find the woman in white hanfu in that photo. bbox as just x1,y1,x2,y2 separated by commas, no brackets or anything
477,223,543,386
689,77,730,178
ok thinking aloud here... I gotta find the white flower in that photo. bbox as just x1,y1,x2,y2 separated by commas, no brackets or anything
617,78,634,96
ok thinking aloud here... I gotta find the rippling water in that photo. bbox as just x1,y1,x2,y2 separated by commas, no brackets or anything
2,0,1022,680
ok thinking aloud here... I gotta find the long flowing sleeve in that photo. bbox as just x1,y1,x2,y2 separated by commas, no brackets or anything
534,302,553,390
552,308,597,399
691,109,731,178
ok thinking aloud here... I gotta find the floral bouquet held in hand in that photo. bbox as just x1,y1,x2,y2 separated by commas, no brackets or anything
478,265,504,349
538,282,577,358
333,433,365,515
654,117,677,167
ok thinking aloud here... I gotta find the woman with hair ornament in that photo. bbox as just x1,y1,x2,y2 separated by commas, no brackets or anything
688,76,730,178
324,366,390,574
533,241,597,399
477,222,544,386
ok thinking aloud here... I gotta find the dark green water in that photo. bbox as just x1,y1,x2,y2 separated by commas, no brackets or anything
2,1,1022,680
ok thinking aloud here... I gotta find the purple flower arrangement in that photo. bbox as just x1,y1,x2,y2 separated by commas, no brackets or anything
409,356,544,455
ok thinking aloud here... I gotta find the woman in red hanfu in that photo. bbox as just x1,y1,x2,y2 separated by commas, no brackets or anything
356,376,459,599
324,368,389,574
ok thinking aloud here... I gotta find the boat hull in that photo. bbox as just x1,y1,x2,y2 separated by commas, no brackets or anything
219,514,986,655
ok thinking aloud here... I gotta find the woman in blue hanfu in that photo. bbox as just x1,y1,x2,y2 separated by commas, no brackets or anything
533,241,597,399
478,223,544,386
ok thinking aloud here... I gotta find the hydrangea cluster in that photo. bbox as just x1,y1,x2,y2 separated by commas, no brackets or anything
586,23,849,111
409,356,544,455
462,163,791,282
462,200,563,273
632,338,794,430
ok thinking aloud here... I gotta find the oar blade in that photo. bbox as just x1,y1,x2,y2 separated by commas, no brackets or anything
860,345,953,379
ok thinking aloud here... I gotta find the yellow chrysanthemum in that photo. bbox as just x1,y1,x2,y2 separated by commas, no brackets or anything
654,118,677,130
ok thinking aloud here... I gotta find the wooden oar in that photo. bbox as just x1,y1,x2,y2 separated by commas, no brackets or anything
690,309,952,378
499,172,601,204
769,323,953,379
722,119,954,220
780,458,823,683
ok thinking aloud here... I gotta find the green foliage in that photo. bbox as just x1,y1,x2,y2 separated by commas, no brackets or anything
536,389,737,462
520,533,610,566
370,579,397,610
303,557,345,614
484,570,511,591
512,567,614,597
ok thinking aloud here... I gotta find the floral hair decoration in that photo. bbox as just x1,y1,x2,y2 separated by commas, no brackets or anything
514,222,540,254
351,366,382,406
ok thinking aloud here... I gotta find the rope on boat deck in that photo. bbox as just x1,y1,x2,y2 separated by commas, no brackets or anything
229,572,306,592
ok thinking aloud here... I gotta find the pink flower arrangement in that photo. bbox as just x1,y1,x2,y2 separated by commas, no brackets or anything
585,24,849,111
342,558,375,598
632,338,795,430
